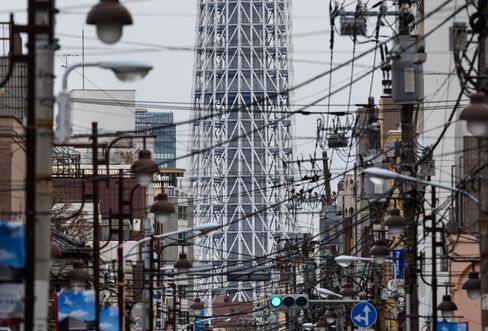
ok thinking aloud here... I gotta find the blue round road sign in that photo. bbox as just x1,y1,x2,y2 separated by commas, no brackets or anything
351,302,377,328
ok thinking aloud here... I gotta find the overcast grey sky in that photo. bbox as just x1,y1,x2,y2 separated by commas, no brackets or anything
0,0,382,175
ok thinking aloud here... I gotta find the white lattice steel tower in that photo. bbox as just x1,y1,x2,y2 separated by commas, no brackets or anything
189,0,295,301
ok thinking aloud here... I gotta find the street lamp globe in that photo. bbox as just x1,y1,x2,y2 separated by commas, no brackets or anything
437,295,457,319
384,208,406,236
462,271,481,300
190,297,204,316
150,193,175,224
339,284,355,300
130,150,159,187
334,255,354,268
98,62,153,82
325,310,338,324
173,252,193,273
86,0,133,44
369,239,389,264
316,318,327,331
459,92,488,136
67,261,90,292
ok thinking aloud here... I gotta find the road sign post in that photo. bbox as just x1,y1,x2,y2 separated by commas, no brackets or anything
351,302,377,329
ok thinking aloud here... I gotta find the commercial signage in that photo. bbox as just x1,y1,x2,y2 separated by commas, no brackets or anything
57,290,96,331
0,283,24,321
392,249,404,280
437,322,468,331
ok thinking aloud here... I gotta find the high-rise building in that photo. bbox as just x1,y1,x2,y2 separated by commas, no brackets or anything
135,109,176,168
189,0,295,301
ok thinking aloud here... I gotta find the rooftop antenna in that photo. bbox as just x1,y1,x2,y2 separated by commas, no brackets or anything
82,28,85,89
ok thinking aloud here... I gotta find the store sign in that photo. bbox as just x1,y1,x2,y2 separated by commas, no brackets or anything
392,249,404,280
437,321,468,331
0,283,24,320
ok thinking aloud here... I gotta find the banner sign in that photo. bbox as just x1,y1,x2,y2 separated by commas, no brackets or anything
0,283,24,320
437,321,468,331
100,306,119,331
392,249,404,280
57,290,96,331
0,222,25,280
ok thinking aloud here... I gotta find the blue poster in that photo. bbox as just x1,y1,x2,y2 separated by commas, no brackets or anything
57,290,96,331
392,249,404,280
0,222,25,270
100,306,119,331
437,322,468,331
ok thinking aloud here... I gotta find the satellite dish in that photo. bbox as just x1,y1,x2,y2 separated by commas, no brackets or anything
130,303,143,331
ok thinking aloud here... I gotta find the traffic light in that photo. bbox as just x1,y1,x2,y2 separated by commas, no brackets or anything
268,294,309,310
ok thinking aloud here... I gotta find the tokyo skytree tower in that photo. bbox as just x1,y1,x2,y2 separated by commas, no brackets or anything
189,0,295,301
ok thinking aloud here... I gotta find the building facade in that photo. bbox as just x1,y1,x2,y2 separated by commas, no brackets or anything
188,0,296,301
135,110,176,168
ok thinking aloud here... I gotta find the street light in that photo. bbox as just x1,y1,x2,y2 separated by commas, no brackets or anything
459,92,488,136
334,255,398,288
67,261,90,291
302,322,317,330
173,252,193,273
325,310,338,324
86,0,133,44
339,284,355,300
369,239,389,264
56,61,153,142
363,167,480,203
384,208,406,236
334,255,376,268
123,223,219,259
318,288,343,298
150,192,176,224
130,149,160,187
437,295,458,319
316,318,327,331
462,271,481,300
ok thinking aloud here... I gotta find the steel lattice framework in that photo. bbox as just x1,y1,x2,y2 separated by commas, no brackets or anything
189,0,295,301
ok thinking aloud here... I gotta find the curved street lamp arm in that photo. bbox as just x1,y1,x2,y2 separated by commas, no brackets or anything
62,62,101,90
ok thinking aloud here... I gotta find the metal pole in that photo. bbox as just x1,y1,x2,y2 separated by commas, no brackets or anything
142,183,154,331
92,122,101,331
118,170,126,331
149,236,154,331
431,187,437,331
477,2,488,329
396,0,419,330
24,1,37,330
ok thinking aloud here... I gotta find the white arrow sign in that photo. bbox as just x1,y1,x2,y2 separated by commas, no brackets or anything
354,305,371,326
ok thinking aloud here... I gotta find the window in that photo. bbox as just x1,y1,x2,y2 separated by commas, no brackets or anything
177,311,189,325
178,206,188,220
177,284,188,299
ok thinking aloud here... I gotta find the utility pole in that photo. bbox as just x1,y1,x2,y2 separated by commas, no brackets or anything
92,122,101,331
25,1,55,331
477,1,488,328
390,1,424,330
142,185,155,331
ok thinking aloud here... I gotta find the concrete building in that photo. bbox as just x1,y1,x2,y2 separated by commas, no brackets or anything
0,32,26,221
135,109,176,168
68,89,136,136
421,3,471,328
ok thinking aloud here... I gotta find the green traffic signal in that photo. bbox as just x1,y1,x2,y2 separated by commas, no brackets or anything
270,296,282,307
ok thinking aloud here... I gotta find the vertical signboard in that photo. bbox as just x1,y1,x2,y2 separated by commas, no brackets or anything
392,249,404,280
